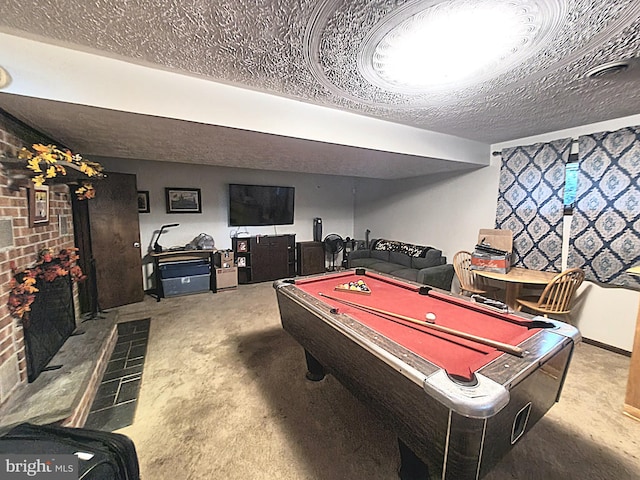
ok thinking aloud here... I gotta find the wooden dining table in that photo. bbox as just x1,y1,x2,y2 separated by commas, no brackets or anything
474,267,559,309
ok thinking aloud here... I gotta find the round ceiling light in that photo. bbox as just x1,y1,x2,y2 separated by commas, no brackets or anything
361,0,565,93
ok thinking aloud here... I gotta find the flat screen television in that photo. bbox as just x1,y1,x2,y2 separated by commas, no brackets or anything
228,184,295,226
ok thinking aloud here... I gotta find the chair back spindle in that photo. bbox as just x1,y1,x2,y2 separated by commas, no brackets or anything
516,268,585,317
453,251,498,296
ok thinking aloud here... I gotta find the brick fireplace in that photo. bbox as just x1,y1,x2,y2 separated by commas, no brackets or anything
0,112,112,426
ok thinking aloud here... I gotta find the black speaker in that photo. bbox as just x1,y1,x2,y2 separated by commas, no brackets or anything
313,217,322,242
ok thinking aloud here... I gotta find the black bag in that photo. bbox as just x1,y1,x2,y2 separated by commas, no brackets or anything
0,423,140,479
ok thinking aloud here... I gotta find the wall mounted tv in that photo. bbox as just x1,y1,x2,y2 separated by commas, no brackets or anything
228,184,295,226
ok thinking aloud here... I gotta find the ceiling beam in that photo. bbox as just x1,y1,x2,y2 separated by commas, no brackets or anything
0,32,489,168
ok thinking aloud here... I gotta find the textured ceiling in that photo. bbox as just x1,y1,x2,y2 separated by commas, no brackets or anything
1,0,640,179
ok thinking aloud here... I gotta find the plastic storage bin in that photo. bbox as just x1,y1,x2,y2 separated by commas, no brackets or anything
159,259,210,279
161,274,210,297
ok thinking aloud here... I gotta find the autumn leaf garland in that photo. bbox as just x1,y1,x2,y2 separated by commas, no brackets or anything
7,248,87,321
18,143,103,200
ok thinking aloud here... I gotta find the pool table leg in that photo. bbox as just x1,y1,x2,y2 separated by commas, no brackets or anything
304,350,326,381
398,439,430,480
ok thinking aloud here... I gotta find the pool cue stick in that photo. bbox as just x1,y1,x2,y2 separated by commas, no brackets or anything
318,292,524,357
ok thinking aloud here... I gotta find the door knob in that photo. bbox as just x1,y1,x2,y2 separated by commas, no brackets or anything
133,242,141,248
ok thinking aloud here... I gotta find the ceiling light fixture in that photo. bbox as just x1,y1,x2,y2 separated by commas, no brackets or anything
361,0,565,93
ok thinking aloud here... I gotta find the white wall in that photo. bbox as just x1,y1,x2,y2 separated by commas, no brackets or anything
98,157,356,288
354,114,640,352
354,164,499,255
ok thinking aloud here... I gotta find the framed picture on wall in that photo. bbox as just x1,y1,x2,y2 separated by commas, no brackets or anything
165,187,202,214
137,191,150,213
28,184,50,227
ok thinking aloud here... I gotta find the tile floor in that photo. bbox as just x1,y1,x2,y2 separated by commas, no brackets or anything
84,318,150,432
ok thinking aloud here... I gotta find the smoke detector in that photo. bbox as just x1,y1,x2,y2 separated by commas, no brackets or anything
0,67,11,89
585,60,630,79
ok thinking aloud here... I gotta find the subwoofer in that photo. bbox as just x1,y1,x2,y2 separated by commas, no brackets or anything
297,241,325,276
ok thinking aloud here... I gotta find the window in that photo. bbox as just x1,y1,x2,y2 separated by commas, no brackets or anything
563,153,579,215
496,138,570,272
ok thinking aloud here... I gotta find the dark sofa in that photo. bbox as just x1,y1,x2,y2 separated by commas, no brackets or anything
348,239,454,290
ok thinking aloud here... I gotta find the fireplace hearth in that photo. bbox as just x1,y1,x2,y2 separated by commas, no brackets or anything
22,275,76,382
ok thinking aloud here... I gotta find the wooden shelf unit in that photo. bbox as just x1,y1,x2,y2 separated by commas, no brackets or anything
233,235,295,284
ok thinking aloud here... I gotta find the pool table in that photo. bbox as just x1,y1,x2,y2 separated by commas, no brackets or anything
274,269,580,480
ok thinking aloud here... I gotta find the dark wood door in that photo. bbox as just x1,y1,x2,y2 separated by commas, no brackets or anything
88,172,144,309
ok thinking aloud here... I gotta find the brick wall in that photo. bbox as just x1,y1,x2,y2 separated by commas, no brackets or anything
0,113,77,405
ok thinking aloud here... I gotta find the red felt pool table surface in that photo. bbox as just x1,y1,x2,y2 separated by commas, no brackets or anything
295,271,540,380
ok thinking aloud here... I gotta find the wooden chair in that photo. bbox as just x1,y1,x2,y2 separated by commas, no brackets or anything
515,268,585,318
452,251,500,297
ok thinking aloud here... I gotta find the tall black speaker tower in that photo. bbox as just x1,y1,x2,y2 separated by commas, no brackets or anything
313,217,322,242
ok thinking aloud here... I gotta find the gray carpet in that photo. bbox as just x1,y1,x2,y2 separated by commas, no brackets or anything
113,282,640,479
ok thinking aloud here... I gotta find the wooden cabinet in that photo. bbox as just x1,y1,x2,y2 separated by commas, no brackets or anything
233,235,295,283
296,241,325,275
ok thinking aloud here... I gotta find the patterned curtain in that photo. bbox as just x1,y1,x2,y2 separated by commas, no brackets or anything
568,126,640,289
495,139,572,271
